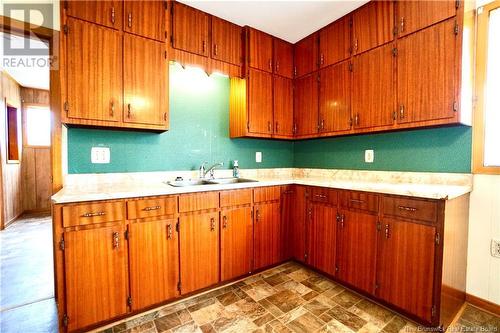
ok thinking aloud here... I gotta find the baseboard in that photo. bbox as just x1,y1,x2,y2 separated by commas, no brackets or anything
466,294,500,316
3,212,23,228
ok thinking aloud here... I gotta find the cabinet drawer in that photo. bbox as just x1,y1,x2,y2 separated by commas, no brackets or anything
127,197,177,220
311,187,338,206
382,196,438,223
220,189,252,208
179,192,219,213
342,191,379,213
62,201,125,227
253,186,281,203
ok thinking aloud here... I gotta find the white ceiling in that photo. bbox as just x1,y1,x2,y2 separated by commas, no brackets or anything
178,0,369,43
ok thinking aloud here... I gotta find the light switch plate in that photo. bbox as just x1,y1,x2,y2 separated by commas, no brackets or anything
256,152,262,163
91,147,110,164
365,150,374,163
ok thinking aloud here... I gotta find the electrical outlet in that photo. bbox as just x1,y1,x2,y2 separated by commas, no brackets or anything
91,147,110,164
365,150,374,163
256,152,262,163
491,239,500,258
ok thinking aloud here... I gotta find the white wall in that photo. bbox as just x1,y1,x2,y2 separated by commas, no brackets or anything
0,0,60,31
467,175,500,304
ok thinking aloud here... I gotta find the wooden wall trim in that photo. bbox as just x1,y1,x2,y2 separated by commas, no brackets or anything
465,294,500,316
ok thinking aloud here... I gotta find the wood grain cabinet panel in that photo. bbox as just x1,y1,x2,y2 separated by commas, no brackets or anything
62,201,124,227
283,185,307,262
319,15,351,68
211,17,242,65
273,76,294,137
179,192,219,213
294,73,319,136
273,38,293,78
311,187,338,206
64,225,128,332
129,219,179,310
396,0,457,37
179,211,219,294
221,206,253,280
126,197,177,220
172,2,209,56
220,189,252,208
248,69,273,135
254,186,281,203
397,19,456,124
123,34,168,127
319,61,352,133
307,203,337,276
294,33,318,78
341,191,379,214
254,202,281,270
66,18,122,122
382,196,438,224
247,28,274,72
352,1,394,55
124,0,165,41
352,43,395,129
66,0,122,29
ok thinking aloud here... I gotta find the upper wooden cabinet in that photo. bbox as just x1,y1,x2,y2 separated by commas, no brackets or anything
247,27,274,72
211,16,242,65
294,73,319,137
273,76,294,138
293,33,318,78
319,15,351,68
66,0,122,29
273,38,294,78
124,0,165,41
123,34,168,127
248,69,273,135
352,1,394,54
171,2,209,56
396,0,457,37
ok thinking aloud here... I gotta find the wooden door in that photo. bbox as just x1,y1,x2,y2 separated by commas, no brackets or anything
273,76,293,137
64,225,128,331
274,38,293,78
397,0,457,37
397,19,456,124
124,0,165,41
294,34,318,77
66,0,122,29
179,211,219,294
66,18,122,122
319,61,351,133
352,43,395,129
352,1,394,54
337,210,377,294
248,69,273,135
172,2,209,56
254,202,281,270
377,218,436,323
283,186,307,262
294,73,319,136
221,207,253,280
319,16,351,68
211,17,241,65
248,28,274,72
129,219,179,310
123,34,168,127
307,203,336,276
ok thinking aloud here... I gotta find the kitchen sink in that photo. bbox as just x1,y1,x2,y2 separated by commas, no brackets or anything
167,178,258,187
207,178,258,185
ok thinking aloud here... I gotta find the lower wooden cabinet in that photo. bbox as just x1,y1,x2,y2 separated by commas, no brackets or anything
254,201,281,270
281,185,307,261
307,202,337,276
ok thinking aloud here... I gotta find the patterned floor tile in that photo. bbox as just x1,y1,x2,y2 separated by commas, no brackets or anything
332,290,363,309
326,306,367,331
274,280,313,296
286,312,324,333
265,289,305,313
243,280,278,301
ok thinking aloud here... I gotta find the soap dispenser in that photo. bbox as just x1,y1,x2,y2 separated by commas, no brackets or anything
233,160,240,178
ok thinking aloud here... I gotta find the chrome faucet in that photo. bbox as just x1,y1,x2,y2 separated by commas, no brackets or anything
199,162,224,179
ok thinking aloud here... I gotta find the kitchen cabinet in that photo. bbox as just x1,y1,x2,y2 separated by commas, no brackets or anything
64,225,128,332
352,1,394,54
396,19,456,124
307,202,337,276
247,27,274,73
254,188,281,270
396,0,457,37
294,73,319,136
66,0,122,29
273,76,294,137
273,38,294,78
293,33,318,78
171,2,209,56
247,69,274,135
124,0,165,41
211,16,242,66
284,186,307,262
319,60,351,134
319,15,351,68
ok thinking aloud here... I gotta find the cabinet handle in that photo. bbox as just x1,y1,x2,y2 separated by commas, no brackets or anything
111,7,115,24
268,59,272,71
127,12,132,28
112,232,120,248
255,209,260,222
222,215,228,229
354,38,358,52
355,114,360,126
276,60,280,73
202,40,206,54
214,44,218,56
398,205,417,212
314,194,327,199
210,217,215,231
399,105,405,119
268,121,272,133
321,119,324,130
400,17,405,33
293,123,297,134
110,100,114,117
340,214,345,228
275,122,279,133
164,113,168,122
167,224,173,239
81,211,105,218
127,103,132,118
143,205,161,211
350,199,365,204
320,53,324,65
385,224,390,239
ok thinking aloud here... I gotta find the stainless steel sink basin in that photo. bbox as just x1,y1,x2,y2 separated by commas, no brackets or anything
167,179,214,187
207,178,258,185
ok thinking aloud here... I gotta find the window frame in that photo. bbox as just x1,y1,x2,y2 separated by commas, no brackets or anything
22,103,51,148
473,0,500,174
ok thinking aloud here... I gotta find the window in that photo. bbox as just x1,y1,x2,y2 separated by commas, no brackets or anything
25,106,51,146
473,1,500,174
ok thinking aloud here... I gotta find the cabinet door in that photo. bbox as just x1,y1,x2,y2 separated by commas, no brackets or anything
254,202,281,270
64,225,128,332
377,218,436,323
221,207,253,281
179,211,219,294
294,73,319,136
123,34,168,126
352,43,395,129
307,203,336,276
248,28,274,72
273,76,294,137
248,69,273,135
283,186,307,262
397,19,456,124
124,0,165,41
397,0,456,37
352,1,394,54
294,34,318,78
211,17,241,65
129,220,179,310
337,211,377,294
319,16,351,68
172,2,209,56
274,38,293,78
66,0,122,29
319,61,351,133
66,18,122,122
